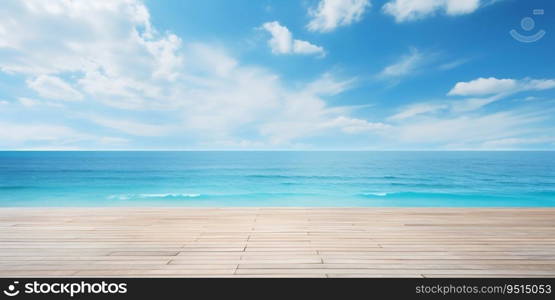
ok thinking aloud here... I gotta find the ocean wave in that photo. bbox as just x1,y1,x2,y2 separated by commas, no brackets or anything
246,175,406,181
246,175,346,180
361,192,389,196
139,193,201,198
107,194,131,200
357,191,517,200
0,185,32,190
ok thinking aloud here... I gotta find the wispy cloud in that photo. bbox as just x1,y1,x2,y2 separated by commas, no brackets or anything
89,116,174,137
438,58,471,71
445,77,555,112
393,110,548,148
380,51,471,83
17,97,64,108
379,48,424,79
390,76,555,120
27,75,83,101
480,137,555,150
383,94,555,149
388,103,448,121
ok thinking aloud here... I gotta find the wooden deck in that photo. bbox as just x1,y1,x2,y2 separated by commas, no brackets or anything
0,208,554,278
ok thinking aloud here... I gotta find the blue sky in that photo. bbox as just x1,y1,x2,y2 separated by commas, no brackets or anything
0,0,554,150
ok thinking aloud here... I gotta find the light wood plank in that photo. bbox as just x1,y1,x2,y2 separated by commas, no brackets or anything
0,208,554,277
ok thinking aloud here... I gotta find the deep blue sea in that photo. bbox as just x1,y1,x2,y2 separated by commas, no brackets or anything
0,151,554,207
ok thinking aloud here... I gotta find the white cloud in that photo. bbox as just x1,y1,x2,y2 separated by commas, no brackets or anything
17,97,40,107
142,33,183,81
188,43,238,77
524,79,555,91
293,40,325,55
17,97,64,108
0,0,157,75
379,48,424,79
448,77,517,96
382,87,554,149
389,76,555,121
0,0,182,110
307,0,370,32
449,95,502,113
0,0,379,148
90,117,172,137
262,21,325,56
480,137,555,150
257,114,387,144
27,75,83,101
258,74,387,145
0,121,126,148
446,78,555,112
262,21,293,54
448,77,555,97
305,72,355,96
327,116,390,134
394,110,545,147
383,0,482,22
260,115,389,145
389,76,555,122
10,0,546,150
389,103,448,120
0,122,81,143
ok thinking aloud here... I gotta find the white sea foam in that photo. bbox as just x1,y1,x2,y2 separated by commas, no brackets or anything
107,194,131,200
108,193,201,200
362,192,388,197
138,193,201,198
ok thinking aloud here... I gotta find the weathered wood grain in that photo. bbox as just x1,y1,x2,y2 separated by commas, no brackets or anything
0,208,554,277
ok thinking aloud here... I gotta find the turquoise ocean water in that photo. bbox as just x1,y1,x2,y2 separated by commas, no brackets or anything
0,151,554,207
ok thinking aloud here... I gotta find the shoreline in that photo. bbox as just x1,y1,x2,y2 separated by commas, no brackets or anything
1,207,554,278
